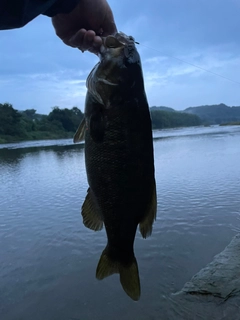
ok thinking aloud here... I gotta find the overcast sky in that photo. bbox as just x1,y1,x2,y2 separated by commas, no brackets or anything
0,0,240,114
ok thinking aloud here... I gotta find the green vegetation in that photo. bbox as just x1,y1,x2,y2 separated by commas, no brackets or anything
150,106,176,112
0,103,84,144
220,121,240,126
150,108,202,129
184,103,240,125
150,104,240,127
3,102,240,144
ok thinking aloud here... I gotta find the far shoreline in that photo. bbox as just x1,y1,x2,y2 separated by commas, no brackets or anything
1,124,240,148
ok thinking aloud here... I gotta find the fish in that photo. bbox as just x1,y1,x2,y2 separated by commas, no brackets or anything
74,32,157,301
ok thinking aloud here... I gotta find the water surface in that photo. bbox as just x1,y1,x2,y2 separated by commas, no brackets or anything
1,125,240,320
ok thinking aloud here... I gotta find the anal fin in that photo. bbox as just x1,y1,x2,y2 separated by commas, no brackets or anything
81,188,103,231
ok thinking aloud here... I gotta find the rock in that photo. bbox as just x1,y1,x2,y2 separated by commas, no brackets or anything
179,234,240,300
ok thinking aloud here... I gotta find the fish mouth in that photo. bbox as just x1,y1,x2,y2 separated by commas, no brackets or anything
100,33,135,53
102,35,124,49
103,33,135,47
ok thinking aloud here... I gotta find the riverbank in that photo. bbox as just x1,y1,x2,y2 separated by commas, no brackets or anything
0,131,75,144
220,121,240,126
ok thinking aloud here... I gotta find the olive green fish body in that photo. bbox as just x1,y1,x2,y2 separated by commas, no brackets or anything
74,33,157,300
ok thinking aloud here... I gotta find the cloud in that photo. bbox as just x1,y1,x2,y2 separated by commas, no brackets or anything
1,45,240,113
142,48,240,109
0,70,88,113
120,15,149,40
143,47,240,80
1,0,240,113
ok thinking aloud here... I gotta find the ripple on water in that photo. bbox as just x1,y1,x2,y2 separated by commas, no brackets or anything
0,126,240,319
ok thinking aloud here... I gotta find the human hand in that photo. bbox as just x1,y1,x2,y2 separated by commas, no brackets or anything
52,0,117,54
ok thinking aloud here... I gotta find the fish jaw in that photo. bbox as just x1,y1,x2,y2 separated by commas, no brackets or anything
86,32,141,106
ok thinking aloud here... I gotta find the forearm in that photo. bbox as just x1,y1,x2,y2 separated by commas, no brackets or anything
0,0,81,30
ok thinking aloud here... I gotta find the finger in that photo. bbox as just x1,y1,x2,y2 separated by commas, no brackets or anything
87,36,103,54
72,30,96,52
93,35,102,47
82,30,96,51
66,29,102,54
80,32,102,54
67,28,86,48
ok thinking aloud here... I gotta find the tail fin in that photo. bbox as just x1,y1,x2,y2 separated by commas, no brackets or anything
96,248,141,301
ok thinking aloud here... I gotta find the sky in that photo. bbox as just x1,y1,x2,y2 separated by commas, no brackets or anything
0,0,240,114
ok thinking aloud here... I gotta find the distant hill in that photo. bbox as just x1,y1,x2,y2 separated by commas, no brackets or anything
150,106,176,112
150,109,202,129
184,103,240,125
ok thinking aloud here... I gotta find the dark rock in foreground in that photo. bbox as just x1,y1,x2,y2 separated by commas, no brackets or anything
178,234,240,300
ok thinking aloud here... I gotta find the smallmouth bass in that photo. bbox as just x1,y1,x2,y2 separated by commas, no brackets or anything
74,32,157,301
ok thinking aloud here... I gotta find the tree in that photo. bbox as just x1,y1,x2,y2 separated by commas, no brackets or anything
21,109,37,120
150,110,202,129
47,106,83,132
0,104,84,143
0,103,23,135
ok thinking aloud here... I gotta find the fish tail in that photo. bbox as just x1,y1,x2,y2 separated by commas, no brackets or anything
96,247,141,301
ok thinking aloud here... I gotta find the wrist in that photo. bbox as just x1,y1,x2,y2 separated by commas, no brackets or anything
44,0,81,17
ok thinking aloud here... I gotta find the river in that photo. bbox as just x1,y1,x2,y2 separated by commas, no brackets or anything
1,125,240,320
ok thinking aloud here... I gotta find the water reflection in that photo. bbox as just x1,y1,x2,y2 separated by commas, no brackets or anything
0,148,26,168
0,138,80,150
0,143,84,169
0,126,240,319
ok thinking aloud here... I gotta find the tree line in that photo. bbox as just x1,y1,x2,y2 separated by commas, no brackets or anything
0,103,84,143
0,103,202,143
150,109,202,129
184,103,240,125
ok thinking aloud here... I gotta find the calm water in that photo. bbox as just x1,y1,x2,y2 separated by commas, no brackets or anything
1,125,240,320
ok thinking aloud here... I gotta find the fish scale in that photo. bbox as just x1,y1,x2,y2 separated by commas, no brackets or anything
74,32,157,301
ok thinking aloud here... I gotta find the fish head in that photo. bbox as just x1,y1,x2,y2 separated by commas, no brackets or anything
86,32,143,107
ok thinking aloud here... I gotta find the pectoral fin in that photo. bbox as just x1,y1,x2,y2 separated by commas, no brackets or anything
139,179,157,238
81,188,103,231
73,117,86,143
